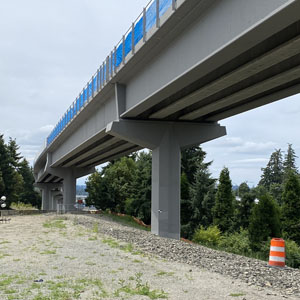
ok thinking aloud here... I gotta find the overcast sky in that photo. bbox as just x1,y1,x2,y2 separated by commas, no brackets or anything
1,0,300,187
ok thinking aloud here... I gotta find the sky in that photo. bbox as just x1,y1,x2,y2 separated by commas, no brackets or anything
1,0,300,187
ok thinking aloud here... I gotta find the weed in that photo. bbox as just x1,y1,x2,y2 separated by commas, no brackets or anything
155,271,174,277
40,250,56,255
230,293,246,297
43,219,66,229
92,223,99,233
114,273,167,299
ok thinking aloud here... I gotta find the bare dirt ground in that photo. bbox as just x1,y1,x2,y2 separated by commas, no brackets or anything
0,214,298,300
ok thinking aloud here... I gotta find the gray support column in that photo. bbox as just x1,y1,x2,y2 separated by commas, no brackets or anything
41,187,50,211
62,171,76,212
152,128,181,239
106,120,226,240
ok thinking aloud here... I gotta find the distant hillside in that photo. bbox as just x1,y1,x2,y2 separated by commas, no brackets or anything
76,185,88,196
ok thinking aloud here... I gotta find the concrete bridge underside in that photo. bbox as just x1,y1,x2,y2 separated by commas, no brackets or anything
34,0,300,239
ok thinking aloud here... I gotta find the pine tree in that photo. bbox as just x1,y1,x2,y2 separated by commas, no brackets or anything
213,167,234,232
281,171,300,245
18,159,41,208
283,144,298,178
7,137,22,169
182,159,216,238
0,134,17,207
181,146,206,184
259,149,284,190
249,194,281,251
239,191,255,229
0,171,5,196
128,152,152,224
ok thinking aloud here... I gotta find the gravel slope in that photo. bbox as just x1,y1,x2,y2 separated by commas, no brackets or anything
0,213,299,300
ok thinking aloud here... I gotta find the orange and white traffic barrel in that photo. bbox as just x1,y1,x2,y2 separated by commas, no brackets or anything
268,238,285,267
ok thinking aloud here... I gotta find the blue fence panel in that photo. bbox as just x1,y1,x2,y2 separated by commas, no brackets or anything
83,88,87,103
116,43,123,67
88,82,92,99
159,0,172,17
70,107,74,120
93,76,97,93
73,103,77,116
80,93,83,108
125,31,132,57
103,63,106,82
134,17,143,45
76,98,80,112
109,56,112,76
146,1,156,32
67,110,70,123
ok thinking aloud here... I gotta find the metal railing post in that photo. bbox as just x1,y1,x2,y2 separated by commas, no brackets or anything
122,35,125,65
156,0,160,28
132,23,135,55
97,68,100,92
91,76,94,98
106,56,109,83
143,7,146,42
114,46,117,74
172,0,176,11
110,50,113,76
87,82,89,101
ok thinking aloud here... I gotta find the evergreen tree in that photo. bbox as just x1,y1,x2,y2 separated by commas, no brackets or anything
238,190,256,229
0,171,5,196
281,171,300,245
181,146,206,184
18,159,41,208
126,152,152,224
259,149,284,190
85,171,114,211
7,137,22,169
283,144,298,178
249,194,281,251
213,167,234,232
181,155,216,239
0,134,18,207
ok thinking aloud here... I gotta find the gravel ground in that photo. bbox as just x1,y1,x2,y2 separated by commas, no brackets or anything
0,213,299,300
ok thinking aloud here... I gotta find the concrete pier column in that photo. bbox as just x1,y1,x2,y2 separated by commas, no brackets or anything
152,128,181,239
41,186,51,211
62,171,76,212
106,119,227,239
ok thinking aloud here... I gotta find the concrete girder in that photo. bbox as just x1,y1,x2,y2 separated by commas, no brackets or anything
106,120,226,239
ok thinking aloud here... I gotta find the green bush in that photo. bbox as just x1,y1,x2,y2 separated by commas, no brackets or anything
285,239,300,268
192,225,221,246
10,202,37,210
218,229,252,256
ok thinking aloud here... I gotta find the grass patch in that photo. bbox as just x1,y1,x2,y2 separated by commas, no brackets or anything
114,273,167,299
43,219,66,229
230,293,246,297
102,212,150,231
102,238,120,248
156,271,174,277
40,250,56,255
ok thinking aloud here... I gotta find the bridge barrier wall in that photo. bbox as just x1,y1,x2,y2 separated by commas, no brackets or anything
46,0,175,147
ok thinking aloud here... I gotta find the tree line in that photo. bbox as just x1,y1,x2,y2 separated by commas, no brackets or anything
0,134,41,209
86,144,300,266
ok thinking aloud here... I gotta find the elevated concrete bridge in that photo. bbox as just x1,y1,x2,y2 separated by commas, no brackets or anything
34,0,300,239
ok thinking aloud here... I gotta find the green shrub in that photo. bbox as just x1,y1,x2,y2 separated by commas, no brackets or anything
192,225,221,246
285,239,300,268
218,229,252,256
10,202,37,210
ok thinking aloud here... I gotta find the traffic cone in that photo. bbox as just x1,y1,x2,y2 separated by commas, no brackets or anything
268,238,285,267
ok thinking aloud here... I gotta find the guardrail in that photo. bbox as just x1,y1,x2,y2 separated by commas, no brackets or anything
46,0,176,147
